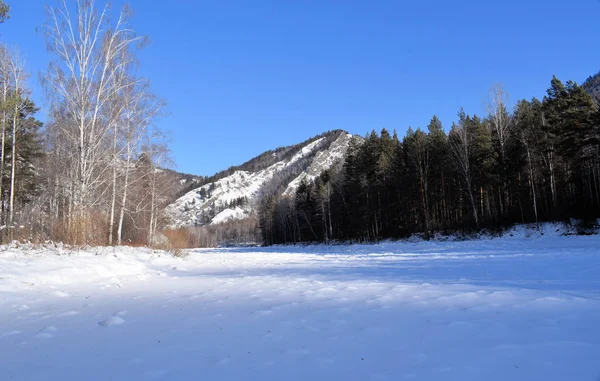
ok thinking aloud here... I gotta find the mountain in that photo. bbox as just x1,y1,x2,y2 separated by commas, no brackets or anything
147,168,201,219
582,71,600,104
165,130,353,228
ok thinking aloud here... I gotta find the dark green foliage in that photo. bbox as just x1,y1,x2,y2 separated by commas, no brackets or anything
9,99,44,205
0,95,44,223
260,74,600,244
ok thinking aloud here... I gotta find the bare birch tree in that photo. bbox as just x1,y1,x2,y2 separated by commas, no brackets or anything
8,50,28,223
144,139,172,245
485,83,511,163
485,83,512,215
41,0,146,242
0,45,9,222
115,79,164,245
449,116,479,228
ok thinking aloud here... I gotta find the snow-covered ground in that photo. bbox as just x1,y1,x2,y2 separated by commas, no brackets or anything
1,229,600,380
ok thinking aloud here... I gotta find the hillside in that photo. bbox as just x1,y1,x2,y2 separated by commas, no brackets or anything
583,71,600,104
165,130,353,228
154,167,201,208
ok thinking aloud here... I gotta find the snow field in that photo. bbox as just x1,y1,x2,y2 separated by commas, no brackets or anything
1,230,599,380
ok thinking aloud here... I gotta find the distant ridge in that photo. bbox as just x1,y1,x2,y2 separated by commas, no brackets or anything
165,130,354,228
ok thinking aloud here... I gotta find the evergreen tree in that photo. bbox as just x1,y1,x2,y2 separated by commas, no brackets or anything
403,127,431,236
427,116,450,230
259,74,600,245
449,110,479,227
7,98,43,208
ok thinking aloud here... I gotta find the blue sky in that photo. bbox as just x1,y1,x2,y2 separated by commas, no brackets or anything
2,0,600,176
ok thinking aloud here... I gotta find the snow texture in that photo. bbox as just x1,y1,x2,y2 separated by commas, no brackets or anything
166,133,352,228
1,226,599,380
283,131,353,196
210,207,249,225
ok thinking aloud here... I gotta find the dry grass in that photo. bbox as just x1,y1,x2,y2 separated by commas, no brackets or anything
51,211,109,246
160,229,194,257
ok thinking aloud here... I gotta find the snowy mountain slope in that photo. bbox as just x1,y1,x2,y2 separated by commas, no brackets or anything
210,207,250,225
166,131,353,228
284,131,353,196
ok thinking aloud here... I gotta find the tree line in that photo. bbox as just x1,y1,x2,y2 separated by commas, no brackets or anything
0,0,173,245
259,78,600,244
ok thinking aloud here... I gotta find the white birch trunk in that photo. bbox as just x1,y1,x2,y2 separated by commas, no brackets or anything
9,104,16,223
108,124,118,244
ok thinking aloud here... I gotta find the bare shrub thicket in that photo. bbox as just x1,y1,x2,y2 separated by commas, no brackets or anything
163,217,261,249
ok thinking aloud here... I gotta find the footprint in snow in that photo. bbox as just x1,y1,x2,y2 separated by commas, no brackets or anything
253,309,273,317
51,290,70,298
272,302,299,310
36,326,57,339
98,316,125,327
1,330,22,338
146,369,170,379
98,311,127,327
57,310,79,317
216,357,232,366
